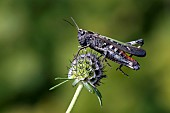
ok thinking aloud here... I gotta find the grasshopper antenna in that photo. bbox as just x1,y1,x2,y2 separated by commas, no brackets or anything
63,17,79,31
70,17,79,30
63,19,74,27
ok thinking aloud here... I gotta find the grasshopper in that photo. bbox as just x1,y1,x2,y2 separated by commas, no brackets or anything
68,17,146,76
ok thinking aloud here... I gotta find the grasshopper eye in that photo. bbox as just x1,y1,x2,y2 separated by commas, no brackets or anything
81,31,85,36
78,30,85,36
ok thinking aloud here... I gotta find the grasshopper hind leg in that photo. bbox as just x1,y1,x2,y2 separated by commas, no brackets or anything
116,39,144,76
126,39,144,47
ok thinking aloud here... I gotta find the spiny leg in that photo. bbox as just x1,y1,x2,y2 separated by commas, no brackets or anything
101,51,112,67
116,65,129,76
74,46,89,60
104,58,112,67
98,54,103,59
126,39,144,47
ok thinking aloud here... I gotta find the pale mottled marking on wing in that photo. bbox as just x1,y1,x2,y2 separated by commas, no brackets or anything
114,48,118,52
109,45,113,49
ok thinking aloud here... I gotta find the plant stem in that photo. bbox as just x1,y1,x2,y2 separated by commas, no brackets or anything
66,83,83,113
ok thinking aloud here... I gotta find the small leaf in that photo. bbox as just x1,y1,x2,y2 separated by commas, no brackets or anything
83,82,102,106
93,87,103,106
83,82,95,94
55,77,72,80
49,80,69,90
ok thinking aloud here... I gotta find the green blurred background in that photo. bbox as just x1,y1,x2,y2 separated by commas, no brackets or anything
0,0,170,113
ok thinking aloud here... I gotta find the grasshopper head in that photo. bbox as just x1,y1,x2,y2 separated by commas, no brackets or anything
78,29,89,46
69,17,89,47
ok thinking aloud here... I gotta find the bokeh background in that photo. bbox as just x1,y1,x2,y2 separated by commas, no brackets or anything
0,0,170,113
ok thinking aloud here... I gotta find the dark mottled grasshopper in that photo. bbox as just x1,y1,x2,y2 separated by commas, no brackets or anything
68,17,146,76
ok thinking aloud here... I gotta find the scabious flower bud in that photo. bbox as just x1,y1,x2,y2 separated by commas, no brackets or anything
68,52,106,87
